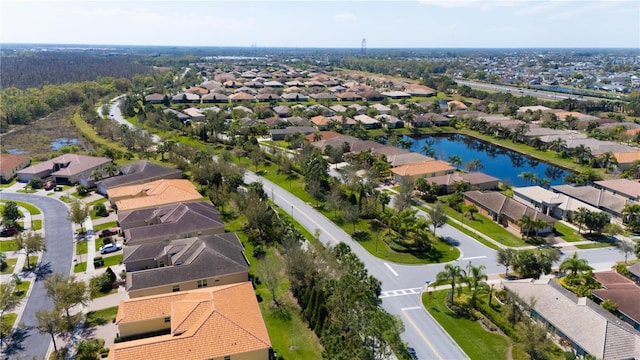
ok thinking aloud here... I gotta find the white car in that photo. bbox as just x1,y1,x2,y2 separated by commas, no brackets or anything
99,243,122,254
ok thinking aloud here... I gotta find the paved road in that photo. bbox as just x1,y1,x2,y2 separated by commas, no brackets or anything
105,98,161,143
0,192,73,360
455,79,603,103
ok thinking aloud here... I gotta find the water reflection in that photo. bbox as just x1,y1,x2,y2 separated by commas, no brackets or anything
403,134,569,187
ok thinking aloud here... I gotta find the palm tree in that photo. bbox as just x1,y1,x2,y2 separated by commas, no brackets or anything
548,137,567,154
559,253,592,283
90,169,102,183
518,171,535,185
312,132,323,142
448,155,463,170
465,159,483,172
104,163,118,178
573,207,590,233
621,203,640,233
572,144,591,164
435,264,467,304
531,217,549,239
517,214,533,239
466,264,488,307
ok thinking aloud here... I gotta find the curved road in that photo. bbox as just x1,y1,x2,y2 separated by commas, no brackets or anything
0,192,73,360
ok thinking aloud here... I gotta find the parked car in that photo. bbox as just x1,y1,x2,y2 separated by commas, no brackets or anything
44,181,55,190
98,228,119,238
99,243,122,254
0,227,18,237
54,186,63,192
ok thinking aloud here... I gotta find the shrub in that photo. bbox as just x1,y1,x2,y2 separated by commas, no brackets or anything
252,245,266,259
93,203,109,217
28,177,43,189
600,299,618,312
77,184,90,196
102,237,113,245
351,231,370,242
475,299,518,339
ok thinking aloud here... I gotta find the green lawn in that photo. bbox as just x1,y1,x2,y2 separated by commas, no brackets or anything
1,313,18,332
76,240,88,255
13,280,31,299
0,177,17,188
554,221,583,242
22,256,39,271
0,200,41,215
576,242,613,249
1,258,18,274
87,197,108,206
436,201,527,247
31,220,42,231
85,306,118,328
0,239,20,252
74,254,122,273
422,290,510,360
92,221,118,232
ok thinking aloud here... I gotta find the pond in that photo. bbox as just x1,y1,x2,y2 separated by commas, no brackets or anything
403,133,569,187
51,138,79,150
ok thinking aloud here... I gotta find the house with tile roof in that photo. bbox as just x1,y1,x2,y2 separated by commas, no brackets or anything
108,179,202,212
390,160,455,182
96,160,182,196
428,172,500,194
0,154,30,183
613,151,640,171
504,278,640,360
143,93,167,104
464,190,556,234
124,233,249,298
591,270,640,331
512,186,600,220
270,126,317,141
201,92,229,103
118,202,225,246
594,179,640,202
552,185,627,218
17,154,112,184
109,282,272,360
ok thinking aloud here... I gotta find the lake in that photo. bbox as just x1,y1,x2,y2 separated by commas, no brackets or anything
404,133,569,187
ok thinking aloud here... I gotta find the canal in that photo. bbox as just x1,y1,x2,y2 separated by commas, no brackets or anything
404,133,569,187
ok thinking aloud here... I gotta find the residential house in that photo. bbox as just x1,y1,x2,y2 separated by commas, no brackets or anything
229,92,255,102
17,154,112,184
123,233,249,298
310,92,337,102
263,80,284,88
594,179,640,202
592,271,640,331
376,114,403,129
109,282,272,360
181,108,205,122
391,160,455,182
629,262,640,283
464,190,556,234
359,90,385,101
144,93,167,104
272,105,290,118
385,153,434,167
96,160,182,196
447,100,468,111
201,92,229,103
370,103,391,115
512,186,600,220
118,202,225,246
163,108,190,123
382,91,411,99
404,84,436,97
428,172,500,194
552,185,627,218
108,179,202,212
0,154,30,183
270,126,317,141
353,114,381,129
330,104,348,113
310,115,331,131
348,104,367,115
256,93,280,102
613,151,640,171
336,92,362,101
504,278,640,360
171,93,200,103
281,92,308,102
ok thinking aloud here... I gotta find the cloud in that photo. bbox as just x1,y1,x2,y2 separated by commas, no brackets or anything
334,12,356,22
513,2,563,16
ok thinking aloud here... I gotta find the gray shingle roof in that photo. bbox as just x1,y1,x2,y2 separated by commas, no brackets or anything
97,160,182,192
125,233,248,291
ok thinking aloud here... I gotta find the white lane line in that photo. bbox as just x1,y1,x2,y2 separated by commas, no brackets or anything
401,308,443,360
461,256,486,260
384,262,399,276
401,306,422,311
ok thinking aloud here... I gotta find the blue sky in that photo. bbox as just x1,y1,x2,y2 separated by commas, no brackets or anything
2,0,639,48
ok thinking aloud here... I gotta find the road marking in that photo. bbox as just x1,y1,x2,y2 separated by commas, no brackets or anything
384,262,399,276
380,287,423,298
461,256,486,261
401,307,443,360
401,306,422,311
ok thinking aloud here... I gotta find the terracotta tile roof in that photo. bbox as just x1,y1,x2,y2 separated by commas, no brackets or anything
229,92,255,101
613,151,640,164
311,115,331,126
464,190,556,224
0,154,30,176
110,282,271,360
391,160,455,177
109,179,202,212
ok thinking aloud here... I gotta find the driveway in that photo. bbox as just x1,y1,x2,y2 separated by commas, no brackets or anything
0,192,74,360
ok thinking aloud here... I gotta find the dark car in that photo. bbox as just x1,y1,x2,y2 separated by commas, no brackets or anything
98,228,119,238
44,181,55,190
0,227,18,237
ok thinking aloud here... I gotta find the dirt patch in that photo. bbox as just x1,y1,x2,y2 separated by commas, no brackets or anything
0,107,92,159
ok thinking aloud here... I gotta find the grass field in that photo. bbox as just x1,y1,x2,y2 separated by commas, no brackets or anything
31,220,42,231
0,200,41,215
554,221,583,242
91,221,118,232
74,254,122,273
0,239,20,252
423,290,510,360
1,258,18,274
85,306,118,328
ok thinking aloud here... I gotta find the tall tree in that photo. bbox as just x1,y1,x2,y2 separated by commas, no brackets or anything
496,247,515,277
559,253,592,283
68,200,90,233
427,202,447,237
17,231,46,270
44,273,91,328
435,264,467,303
35,309,64,352
1,201,23,229
464,159,483,172
573,207,589,233
447,155,462,170
617,240,634,264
